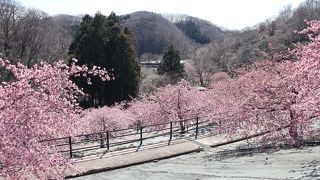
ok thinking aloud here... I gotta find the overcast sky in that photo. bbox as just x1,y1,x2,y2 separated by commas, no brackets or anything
19,0,305,30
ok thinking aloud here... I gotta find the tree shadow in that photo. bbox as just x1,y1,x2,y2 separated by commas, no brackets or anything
209,140,319,161
293,160,320,179
208,144,281,161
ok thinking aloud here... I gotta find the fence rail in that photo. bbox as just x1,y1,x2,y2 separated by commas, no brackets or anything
40,116,215,159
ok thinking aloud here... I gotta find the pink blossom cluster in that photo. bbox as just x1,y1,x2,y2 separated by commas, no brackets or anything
80,103,135,134
204,20,320,143
0,59,108,179
81,80,209,133
85,19,320,144
87,20,320,144
129,80,209,126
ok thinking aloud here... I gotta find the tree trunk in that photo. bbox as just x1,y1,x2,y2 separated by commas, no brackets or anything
199,75,204,87
179,120,185,134
289,112,301,146
177,89,185,134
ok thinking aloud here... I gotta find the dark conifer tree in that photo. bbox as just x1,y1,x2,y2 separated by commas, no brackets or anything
68,12,140,108
158,45,184,84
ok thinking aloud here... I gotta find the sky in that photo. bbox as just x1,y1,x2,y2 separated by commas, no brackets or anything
19,0,305,30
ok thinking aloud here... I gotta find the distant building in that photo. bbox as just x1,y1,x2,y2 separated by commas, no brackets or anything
179,59,191,64
197,86,207,91
139,60,161,68
139,59,191,68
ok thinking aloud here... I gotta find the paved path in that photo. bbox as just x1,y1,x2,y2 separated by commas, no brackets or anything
67,130,320,179
72,144,320,180
67,133,233,178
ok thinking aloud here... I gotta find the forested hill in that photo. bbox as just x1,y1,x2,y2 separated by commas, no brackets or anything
3,0,320,68
0,2,223,65
193,0,320,72
162,13,223,42
119,11,223,58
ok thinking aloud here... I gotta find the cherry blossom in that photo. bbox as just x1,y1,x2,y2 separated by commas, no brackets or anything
0,58,108,179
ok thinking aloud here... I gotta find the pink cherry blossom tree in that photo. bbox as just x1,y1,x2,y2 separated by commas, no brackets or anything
81,103,135,135
206,76,247,135
223,61,293,141
131,80,209,132
208,20,320,145
247,21,320,144
0,58,109,179
129,97,162,127
285,20,320,142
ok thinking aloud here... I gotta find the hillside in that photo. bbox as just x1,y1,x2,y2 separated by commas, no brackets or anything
47,2,320,66
120,11,193,58
47,2,320,68
3,0,320,71
191,0,320,73
162,13,223,42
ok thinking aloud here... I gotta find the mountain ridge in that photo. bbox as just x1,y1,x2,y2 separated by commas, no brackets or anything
119,11,224,58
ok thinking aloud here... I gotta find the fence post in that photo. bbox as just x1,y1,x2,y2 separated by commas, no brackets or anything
68,136,73,158
195,117,199,139
140,126,143,146
100,133,105,148
169,121,173,142
107,131,110,150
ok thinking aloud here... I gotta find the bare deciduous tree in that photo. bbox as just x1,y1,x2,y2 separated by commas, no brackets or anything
185,46,218,86
0,0,77,66
0,0,25,57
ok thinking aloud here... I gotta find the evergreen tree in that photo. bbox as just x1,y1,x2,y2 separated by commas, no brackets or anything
175,20,210,44
68,12,140,107
158,45,184,84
